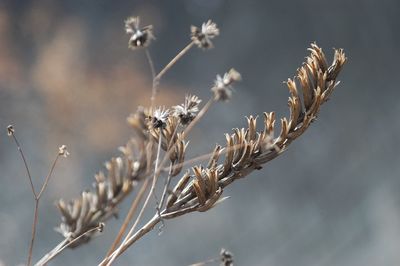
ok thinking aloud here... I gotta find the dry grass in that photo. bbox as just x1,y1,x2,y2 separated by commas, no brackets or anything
7,14,346,266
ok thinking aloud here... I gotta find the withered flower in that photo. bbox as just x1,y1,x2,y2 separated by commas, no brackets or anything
7,125,14,136
211,68,241,101
98,222,105,233
191,20,219,49
58,145,70,157
125,16,155,49
149,107,170,129
173,95,202,125
220,248,234,266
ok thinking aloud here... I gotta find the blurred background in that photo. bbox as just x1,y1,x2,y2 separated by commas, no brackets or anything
1,0,399,265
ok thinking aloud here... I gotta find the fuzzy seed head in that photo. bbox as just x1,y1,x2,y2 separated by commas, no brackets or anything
173,95,202,125
191,20,219,49
125,16,155,50
211,68,241,101
150,107,170,129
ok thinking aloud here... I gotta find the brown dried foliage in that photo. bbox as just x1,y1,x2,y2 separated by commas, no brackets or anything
55,42,346,255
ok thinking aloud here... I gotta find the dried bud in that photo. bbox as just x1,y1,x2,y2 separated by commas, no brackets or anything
7,125,14,136
98,222,105,233
172,95,202,125
125,16,155,49
58,145,70,157
149,107,170,129
211,69,242,101
220,248,234,266
191,20,219,49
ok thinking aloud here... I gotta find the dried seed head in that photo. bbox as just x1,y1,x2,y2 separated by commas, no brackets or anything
58,145,70,157
220,248,234,266
98,222,105,233
125,16,155,50
7,125,14,136
191,20,219,49
149,107,170,129
172,95,202,125
211,68,241,101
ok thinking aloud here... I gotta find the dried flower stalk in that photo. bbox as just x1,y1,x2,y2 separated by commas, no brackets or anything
102,43,346,264
32,15,345,265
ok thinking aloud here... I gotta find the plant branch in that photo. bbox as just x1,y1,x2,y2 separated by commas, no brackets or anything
145,48,157,109
106,179,149,256
9,131,36,198
154,42,194,83
105,132,163,266
35,224,103,266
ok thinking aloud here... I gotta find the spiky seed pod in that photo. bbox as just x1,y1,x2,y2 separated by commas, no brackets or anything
165,43,346,218
207,145,222,169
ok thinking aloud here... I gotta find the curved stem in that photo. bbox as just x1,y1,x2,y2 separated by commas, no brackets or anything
10,133,36,198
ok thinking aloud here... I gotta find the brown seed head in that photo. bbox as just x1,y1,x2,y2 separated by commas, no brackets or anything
125,16,155,49
191,20,220,49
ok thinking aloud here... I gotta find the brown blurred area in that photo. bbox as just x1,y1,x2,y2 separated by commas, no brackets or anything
0,2,180,153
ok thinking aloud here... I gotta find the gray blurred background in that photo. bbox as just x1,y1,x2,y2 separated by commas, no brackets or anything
1,0,399,265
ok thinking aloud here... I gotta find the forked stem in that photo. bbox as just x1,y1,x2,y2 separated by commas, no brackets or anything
101,98,214,265
8,127,64,266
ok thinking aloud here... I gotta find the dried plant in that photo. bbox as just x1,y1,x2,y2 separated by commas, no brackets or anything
7,14,346,266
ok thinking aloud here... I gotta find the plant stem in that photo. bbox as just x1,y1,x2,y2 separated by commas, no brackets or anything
154,42,194,83
27,200,39,266
37,155,60,199
35,225,102,266
158,164,173,210
105,179,149,256
145,48,157,109
104,132,163,266
10,133,36,197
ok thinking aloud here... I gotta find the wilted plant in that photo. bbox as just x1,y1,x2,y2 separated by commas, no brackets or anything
8,15,346,266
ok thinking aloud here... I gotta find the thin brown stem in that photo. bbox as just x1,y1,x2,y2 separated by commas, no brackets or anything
27,200,39,266
34,238,69,266
37,155,60,199
10,133,37,198
154,42,194,83
145,48,157,109
100,214,161,265
35,225,102,266
105,132,163,266
182,97,213,138
158,164,173,210
8,130,65,266
188,257,219,266
106,179,149,257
